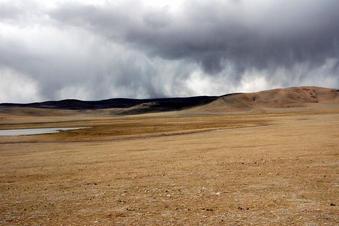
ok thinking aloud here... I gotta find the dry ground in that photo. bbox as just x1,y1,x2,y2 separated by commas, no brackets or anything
0,107,338,225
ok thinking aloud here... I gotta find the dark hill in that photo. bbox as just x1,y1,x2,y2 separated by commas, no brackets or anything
0,96,218,112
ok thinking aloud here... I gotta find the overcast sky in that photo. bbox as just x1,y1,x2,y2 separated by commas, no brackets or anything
0,0,339,103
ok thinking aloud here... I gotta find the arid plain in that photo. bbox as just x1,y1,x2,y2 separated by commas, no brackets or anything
0,87,339,225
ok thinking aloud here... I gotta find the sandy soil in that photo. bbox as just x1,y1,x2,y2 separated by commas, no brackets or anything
0,107,338,225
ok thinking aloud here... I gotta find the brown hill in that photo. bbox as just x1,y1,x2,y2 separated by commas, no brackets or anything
191,86,339,113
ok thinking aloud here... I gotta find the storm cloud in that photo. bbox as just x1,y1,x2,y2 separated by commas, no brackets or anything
0,0,339,102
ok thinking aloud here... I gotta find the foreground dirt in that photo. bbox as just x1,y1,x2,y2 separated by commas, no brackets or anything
0,109,338,225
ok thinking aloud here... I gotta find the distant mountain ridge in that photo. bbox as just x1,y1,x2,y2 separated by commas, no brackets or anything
1,86,339,114
0,96,218,112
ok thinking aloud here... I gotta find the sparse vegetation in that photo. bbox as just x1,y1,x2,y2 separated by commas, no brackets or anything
0,87,338,225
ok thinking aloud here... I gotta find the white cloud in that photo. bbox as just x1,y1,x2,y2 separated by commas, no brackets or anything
0,68,41,103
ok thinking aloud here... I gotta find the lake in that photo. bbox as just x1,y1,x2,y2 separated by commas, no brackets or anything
0,127,85,136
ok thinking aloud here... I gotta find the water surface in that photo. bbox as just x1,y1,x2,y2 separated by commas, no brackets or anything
0,127,84,136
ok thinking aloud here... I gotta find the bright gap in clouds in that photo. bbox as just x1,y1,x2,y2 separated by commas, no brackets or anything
143,0,183,10
42,0,183,10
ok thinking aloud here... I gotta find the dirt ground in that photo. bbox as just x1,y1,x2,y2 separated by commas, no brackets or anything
0,107,338,225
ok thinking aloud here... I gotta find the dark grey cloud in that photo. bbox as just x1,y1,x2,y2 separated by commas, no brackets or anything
52,0,339,73
0,0,339,103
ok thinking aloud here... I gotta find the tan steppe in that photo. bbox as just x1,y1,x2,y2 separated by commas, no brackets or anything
0,87,338,225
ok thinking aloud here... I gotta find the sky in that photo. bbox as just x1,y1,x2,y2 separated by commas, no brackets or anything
0,0,339,103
